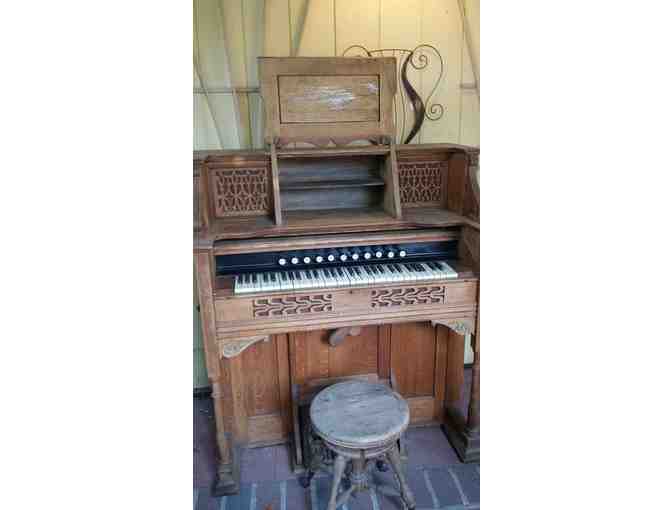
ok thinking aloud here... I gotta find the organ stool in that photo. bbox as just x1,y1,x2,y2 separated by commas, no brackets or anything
309,380,416,510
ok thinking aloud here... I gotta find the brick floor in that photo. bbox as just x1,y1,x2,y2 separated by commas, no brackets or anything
194,369,478,509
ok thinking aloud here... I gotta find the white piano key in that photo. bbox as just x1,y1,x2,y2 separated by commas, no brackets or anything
358,266,372,285
381,264,398,283
399,263,418,281
277,272,288,291
376,265,389,283
260,273,269,291
372,265,384,283
437,261,459,278
393,264,407,282
292,271,303,289
390,264,407,282
420,262,440,280
322,268,339,288
337,267,351,286
288,271,299,290
298,270,310,289
419,263,433,281
310,269,325,288
348,267,363,285
318,268,332,287
270,272,279,291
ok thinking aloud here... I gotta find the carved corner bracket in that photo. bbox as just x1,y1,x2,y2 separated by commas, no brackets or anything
431,318,475,337
218,335,269,359
328,326,362,347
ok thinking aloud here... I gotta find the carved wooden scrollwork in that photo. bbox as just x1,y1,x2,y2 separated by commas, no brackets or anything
218,335,269,359
210,167,269,217
371,286,445,308
252,294,334,318
398,161,446,206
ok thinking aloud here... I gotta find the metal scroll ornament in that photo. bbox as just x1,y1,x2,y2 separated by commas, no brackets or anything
342,44,445,144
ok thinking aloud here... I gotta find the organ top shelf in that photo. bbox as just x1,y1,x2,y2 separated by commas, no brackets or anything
196,207,477,241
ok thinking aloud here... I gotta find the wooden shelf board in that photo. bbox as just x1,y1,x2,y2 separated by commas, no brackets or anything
276,146,390,158
203,207,477,241
280,179,384,191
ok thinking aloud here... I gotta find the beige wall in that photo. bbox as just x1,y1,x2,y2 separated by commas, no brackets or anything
193,0,479,150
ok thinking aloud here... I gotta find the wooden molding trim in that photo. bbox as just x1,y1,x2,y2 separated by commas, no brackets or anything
218,335,270,359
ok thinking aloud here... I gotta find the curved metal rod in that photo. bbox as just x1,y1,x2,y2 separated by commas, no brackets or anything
341,44,445,143
401,52,426,144
341,45,373,57
409,44,444,121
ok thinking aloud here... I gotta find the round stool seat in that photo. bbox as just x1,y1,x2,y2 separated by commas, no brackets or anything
310,380,410,449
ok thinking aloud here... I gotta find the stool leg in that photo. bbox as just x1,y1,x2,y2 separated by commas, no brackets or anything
327,454,346,510
386,445,416,510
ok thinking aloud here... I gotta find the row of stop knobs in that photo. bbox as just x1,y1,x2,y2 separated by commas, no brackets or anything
278,248,407,266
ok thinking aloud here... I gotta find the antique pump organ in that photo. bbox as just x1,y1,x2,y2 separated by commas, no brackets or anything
194,57,480,495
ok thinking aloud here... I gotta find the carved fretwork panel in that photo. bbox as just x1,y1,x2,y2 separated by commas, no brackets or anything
398,161,445,207
210,167,269,217
370,286,445,308
252,294,334,318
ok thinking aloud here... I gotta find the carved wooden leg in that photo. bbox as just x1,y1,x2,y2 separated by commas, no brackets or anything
196,251,244,495
440,318,480,463
466,326,480,436
327,454,347,510
210,354,249,496
210,379,240,496
386,444,416,509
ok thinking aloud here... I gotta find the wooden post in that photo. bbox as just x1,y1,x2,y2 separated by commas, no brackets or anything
436,316,480,463
269,141,283,225
195,249,242,495
466,316,480,435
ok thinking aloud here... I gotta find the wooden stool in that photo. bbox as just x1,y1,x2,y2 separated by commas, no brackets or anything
310,380,416,510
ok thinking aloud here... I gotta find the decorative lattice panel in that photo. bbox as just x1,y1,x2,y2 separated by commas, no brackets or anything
398,161,444,206
252,294,334,318
370,286,445,308
210,167,269,217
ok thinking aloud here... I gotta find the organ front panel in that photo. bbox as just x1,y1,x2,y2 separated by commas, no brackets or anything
194,57,480,496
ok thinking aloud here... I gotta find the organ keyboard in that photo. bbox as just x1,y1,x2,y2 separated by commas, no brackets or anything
194,56,480,497
218,240,460,294
233,261,458,294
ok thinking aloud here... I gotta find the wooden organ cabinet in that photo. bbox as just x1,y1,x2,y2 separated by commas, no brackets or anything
194,57,480,496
